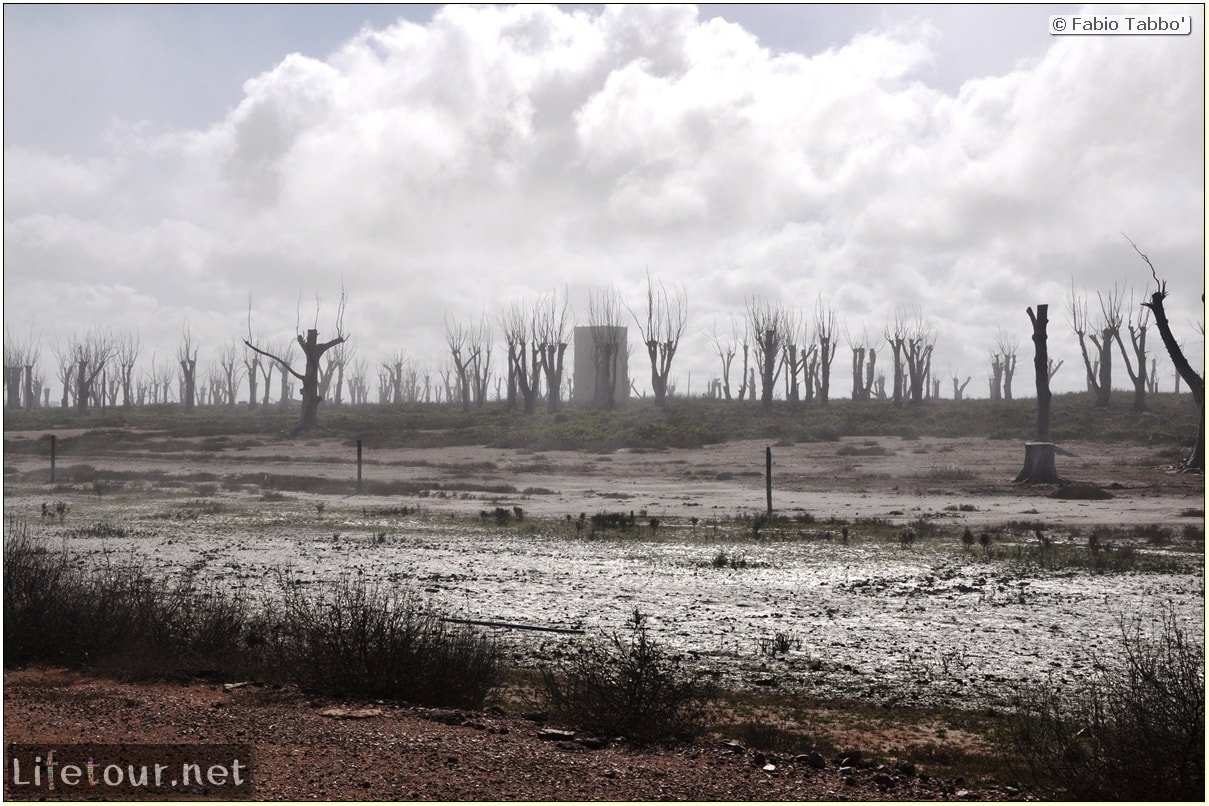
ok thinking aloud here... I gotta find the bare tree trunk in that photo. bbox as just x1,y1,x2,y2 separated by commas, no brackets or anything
1015,304,1066,484
245,291,348,434
1137,258,1203,472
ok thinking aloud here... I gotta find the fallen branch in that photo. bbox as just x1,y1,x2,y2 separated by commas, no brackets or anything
441,617,584,634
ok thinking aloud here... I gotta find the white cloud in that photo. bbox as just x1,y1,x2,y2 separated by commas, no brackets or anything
4,4,1203,401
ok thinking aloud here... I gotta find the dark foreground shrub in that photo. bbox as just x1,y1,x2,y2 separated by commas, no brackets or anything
266,576,503,709
3,518,250,675
540,609,715,743
998,606,1204,800
5,521,503,709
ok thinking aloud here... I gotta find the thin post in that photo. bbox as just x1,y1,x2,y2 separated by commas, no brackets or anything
765,446,772,515
356,439,363,493
49,434,56,483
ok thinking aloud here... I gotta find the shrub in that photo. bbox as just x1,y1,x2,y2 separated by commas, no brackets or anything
266,576,503,709
4,523,503,709
540,610,715,743
3,519,251,676
998,607,1204,800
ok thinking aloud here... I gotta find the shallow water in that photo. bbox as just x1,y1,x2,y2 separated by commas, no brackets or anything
50,509,1204,710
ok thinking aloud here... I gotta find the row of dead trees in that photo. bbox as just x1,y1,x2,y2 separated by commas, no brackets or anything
1017,237,1203,477
5,247,1202,470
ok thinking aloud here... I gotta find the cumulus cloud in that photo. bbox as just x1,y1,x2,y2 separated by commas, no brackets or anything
4,4,1203,398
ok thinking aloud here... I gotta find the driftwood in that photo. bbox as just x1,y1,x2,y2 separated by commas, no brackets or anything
441,617,584,634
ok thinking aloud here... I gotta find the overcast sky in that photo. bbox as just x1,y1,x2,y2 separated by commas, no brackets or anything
4,3,1204,403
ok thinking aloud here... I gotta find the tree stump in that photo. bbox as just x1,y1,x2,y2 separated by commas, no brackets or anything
1013,442,1066,484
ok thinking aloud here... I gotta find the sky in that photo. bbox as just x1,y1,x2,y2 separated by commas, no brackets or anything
3,3,1205,404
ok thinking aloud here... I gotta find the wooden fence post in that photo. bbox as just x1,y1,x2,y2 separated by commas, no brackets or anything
765,446,772,515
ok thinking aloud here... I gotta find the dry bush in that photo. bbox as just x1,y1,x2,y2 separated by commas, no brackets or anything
998,606,1204,800
265,576,503,709
541,610,715,743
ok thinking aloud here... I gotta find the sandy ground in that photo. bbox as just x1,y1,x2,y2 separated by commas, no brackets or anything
6,430,1202,529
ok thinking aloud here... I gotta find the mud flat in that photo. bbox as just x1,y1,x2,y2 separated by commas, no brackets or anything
4,429,1203,708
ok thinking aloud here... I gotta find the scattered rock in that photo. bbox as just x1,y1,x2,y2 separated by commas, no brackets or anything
801,751,826,769
719,740,746,753
874,772,895,789
425,709,464,726
576,736,608,750
319,707,383,719
836,750,863,767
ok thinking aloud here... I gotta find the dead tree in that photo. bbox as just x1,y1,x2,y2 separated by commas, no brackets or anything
847,329,876,401
627,272,687,407
443,315,476,412
814,297,838,405
781,309,805,403
244,291,349,434
381,349,406,404
801,344,820,401
66,329,115,415
1128,236,1203,472
4,329,39,409
952,375,971,400
242,341,261,409
347,357,369,405
884,311,908,407
988,353,1004,401
502,301,541,414
1014,304,1066,484
903,310,934,405
143,352,168,404
995,330,1018,400
1113,290,1151,414
112,331,141,407
747,297,790,410
318,339,353,406
469,316,492,408
535,288,571,413
178,324,199,414
52,343,75,408
214,341,243,408
588,285,625,409
1068,280,1120,407
708,316,741,401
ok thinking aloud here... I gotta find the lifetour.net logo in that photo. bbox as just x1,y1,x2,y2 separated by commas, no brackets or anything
6,743,253,798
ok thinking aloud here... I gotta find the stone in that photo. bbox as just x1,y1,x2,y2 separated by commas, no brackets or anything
426,709,464,725
537,728,577,741
319,707,382,719
837,750,863,767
